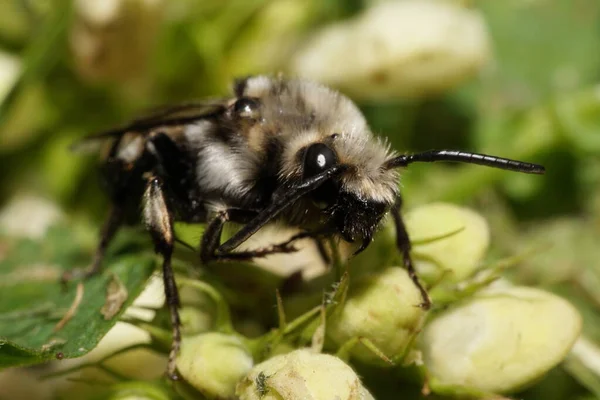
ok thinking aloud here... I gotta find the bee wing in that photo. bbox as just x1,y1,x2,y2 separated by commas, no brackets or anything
127,101,227,129
71,101,229,153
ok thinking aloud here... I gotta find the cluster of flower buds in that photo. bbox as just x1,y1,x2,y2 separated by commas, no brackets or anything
162,202,582,398
38,202,579,399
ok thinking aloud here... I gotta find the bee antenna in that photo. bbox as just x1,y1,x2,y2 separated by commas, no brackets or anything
384,150,545,174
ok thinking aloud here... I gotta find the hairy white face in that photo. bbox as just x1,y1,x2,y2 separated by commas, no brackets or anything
240,76,400,205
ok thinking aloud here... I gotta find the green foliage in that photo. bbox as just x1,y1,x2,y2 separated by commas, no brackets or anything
0,225,156,368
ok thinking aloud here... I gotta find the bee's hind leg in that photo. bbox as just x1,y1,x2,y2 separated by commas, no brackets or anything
61,205,124,283
142,174,181,380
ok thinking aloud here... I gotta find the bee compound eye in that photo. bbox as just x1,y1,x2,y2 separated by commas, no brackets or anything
303,143,338,178
233,97,260,119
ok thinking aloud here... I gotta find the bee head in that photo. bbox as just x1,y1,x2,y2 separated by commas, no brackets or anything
238,76,403,250
300,141,398,253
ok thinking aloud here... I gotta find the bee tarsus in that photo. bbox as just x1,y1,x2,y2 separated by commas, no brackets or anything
391,197,432,310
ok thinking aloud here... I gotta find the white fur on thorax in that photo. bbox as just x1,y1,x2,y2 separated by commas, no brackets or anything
184,120,260,199
116,133,145,163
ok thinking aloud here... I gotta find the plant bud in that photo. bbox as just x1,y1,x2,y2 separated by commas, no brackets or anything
0,51,20,104
327,267,427,364
420,285,582,394
236,349,374,400
405,202,490,284
86,322,166,380
176,332,253,399
106,381,171,400
291,0,490,100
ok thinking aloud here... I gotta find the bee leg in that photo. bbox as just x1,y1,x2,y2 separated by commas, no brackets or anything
314,239,331,265
217,164,349,254
142,175,181,380
391,197,432,310
200,210,229,263
204,165,349,261
201,211,328,263
200,210,301,263
61,205,124,283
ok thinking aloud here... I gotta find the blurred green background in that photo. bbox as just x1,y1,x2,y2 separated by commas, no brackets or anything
0,0,599,399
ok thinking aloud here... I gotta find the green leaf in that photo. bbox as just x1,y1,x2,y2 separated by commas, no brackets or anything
0,224,157,368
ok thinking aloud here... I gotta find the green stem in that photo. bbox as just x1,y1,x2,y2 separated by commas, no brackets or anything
178,278,233,333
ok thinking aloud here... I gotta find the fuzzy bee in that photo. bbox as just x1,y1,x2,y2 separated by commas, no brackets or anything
65,76,545,378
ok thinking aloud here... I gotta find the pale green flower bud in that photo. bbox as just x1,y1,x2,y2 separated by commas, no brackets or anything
291,0,490,100
420,284,582,394
106,382,171,400
176,332,253,399
405,202,490,284
86,322,166,380
327,267,427,364
0,51,20,104
236,349,374,400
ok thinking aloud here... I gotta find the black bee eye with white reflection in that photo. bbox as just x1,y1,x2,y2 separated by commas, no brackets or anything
303,143,337,178
302,143,340,209
233,97,260,119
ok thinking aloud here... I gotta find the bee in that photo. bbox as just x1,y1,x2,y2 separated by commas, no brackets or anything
65,76,545,379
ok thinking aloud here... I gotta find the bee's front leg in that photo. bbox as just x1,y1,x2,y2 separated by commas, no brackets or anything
200,210,310,263
203,166,349,263
142,174,181,380
391,197,432,310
